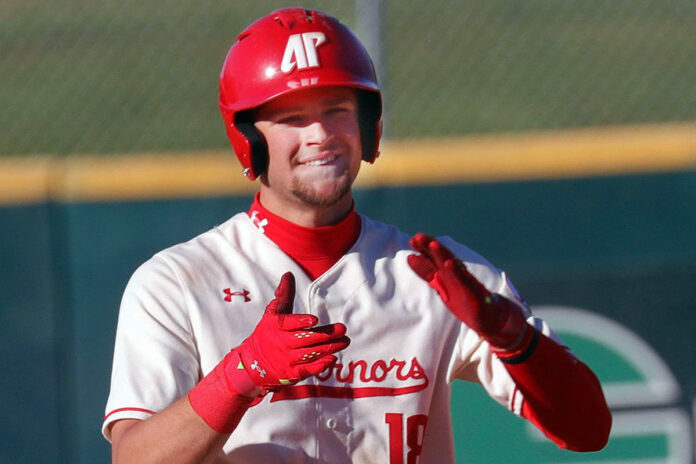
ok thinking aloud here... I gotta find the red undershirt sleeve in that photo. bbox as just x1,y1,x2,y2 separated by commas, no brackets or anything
497,330,612,452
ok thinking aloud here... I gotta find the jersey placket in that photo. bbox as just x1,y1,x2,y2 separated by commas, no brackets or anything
306,277,353,462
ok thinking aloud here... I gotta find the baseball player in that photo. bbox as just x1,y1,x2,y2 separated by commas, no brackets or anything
103,8,611,463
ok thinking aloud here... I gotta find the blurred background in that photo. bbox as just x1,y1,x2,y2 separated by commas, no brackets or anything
1,1,694,462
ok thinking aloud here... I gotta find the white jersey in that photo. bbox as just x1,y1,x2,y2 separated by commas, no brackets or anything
103,212,554,463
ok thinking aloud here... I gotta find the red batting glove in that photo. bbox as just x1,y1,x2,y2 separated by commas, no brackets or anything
408,233,532,352
236,271,350,390
189,272,350,433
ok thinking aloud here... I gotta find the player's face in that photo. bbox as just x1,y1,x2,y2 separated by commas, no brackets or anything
254,86,362,225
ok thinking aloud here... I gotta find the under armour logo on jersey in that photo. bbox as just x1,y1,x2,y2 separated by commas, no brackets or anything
223,288,251,302
281,32,326,73
250,210,269,234
250,360,267,378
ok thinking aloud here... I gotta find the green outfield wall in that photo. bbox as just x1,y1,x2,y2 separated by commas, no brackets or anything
1,136,695,462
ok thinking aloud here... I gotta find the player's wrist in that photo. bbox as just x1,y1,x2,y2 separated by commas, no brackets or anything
188,349,261,434
481,294,532,352
493,327,539,363
223,350,264,398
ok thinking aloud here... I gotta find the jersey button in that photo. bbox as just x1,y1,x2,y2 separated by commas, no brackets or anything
326,418,337,429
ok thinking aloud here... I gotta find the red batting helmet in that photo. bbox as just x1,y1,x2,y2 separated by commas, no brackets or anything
219,8,383,180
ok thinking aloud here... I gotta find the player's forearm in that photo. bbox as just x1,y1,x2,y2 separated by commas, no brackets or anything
110,395,233,464
498,331,612,452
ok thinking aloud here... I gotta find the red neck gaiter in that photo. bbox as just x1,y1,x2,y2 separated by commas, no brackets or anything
247,194,361,280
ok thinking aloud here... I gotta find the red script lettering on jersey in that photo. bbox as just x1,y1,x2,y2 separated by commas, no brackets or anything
270,357,429,402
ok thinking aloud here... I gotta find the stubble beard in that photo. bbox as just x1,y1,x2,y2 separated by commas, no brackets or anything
291,173,353,208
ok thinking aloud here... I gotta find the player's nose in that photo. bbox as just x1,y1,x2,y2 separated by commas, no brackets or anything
304,117,332,145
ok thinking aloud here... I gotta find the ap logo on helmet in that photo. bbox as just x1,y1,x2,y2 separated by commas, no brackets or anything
281,32,327,73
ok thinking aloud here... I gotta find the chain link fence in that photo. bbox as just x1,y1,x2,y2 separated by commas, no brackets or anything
2,0,695,156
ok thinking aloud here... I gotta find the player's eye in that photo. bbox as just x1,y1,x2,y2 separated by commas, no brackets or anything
277,115,306,125
326,105,354,117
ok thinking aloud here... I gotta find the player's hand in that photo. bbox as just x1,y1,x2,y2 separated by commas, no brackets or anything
189,272,349,432
408,233,530,351
235,272,350,392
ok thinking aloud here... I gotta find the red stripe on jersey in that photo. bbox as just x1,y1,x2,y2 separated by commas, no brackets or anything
103,407,156,422
510,386,520,413
270,381,429,402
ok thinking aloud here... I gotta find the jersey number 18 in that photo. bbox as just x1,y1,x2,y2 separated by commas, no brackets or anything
385,413,429,464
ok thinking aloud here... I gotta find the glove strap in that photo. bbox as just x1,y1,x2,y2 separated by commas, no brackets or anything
188,350,261,434
492,327,539,364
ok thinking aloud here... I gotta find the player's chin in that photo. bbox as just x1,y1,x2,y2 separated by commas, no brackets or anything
292,175,353,207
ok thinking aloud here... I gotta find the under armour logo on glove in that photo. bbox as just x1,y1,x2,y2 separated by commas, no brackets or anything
250,360,266,378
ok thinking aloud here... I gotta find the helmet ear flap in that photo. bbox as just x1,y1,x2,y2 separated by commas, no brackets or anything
357,90,382,163
234,111,269,179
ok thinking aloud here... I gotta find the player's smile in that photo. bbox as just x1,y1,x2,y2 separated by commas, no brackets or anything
305,154,337,165
298,152,339,167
